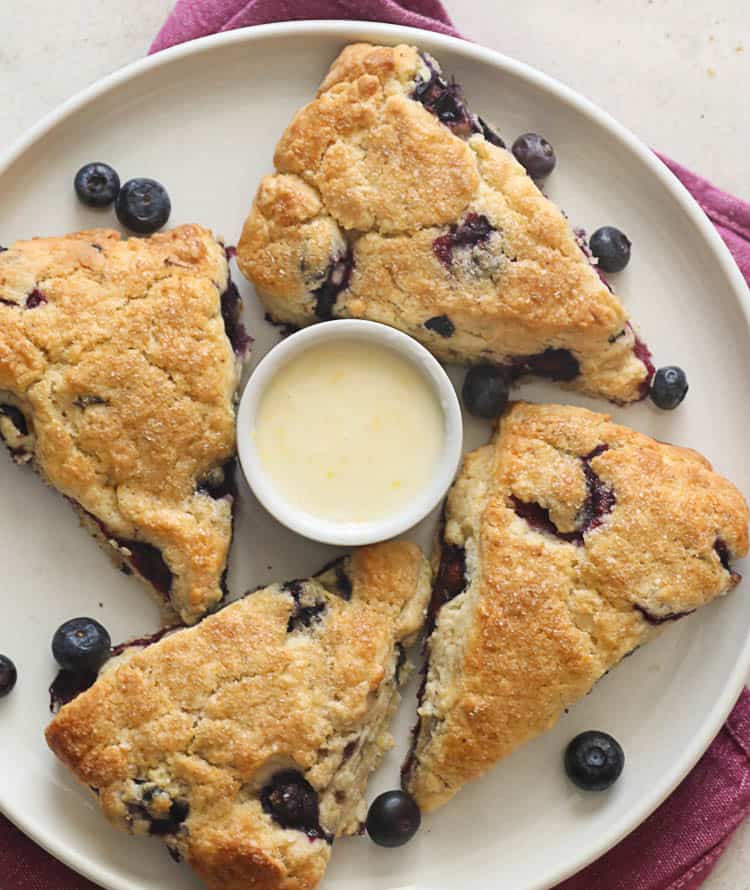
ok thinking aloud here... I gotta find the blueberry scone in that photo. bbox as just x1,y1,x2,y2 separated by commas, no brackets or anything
46,542,431,890
0,226,250,624
402,402,748,811
238,44,654,404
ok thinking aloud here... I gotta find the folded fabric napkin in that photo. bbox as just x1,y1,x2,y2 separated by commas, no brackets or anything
2,3,750,890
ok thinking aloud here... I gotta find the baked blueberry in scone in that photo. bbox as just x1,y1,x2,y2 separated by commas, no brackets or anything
237,44,654,404
402,402,748,812
46,542,431,890
0,226,250,624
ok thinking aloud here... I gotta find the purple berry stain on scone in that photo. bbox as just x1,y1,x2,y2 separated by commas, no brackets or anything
579,445,616,533
715,539,742,587
510,497,578,543
312,249,354,320
284,580,327,632
424,315,455,338
196,458,237,501
220,279,251,356
0,404,32,461
260,769,331,842
49,669,99,713
429,544,467,629
0,404,28,437
412,53,481,140
150,799,190,837
86,512,174,603
110,625,181,657
315,555,354,600
25,289,47,309
478,116,505,148
119,540,173,598
577,230,655,398
127,784,190,837
433,213,495,268
632,329,656,396
264,313,300,339
509,348,580,382
342,740,358,762
511,445,615,545
634,604,695,626
405,534,464,780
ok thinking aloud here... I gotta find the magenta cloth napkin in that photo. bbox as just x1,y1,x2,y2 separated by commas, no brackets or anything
3,3,750,890
150,0,460,47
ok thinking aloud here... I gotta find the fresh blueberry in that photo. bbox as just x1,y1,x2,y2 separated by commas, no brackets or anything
52,618,111,673
564,731,624,791
461,365,509,419
74,163,120,208
115,178,171,234
650,366,689,410
0,655,17,697
589,226,631,273
366,790,421,847
511,133,556,179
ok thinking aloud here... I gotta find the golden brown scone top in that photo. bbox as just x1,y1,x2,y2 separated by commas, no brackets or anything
0,225,240,624
238,43,652,403
46,542,431,890
404,402,748,811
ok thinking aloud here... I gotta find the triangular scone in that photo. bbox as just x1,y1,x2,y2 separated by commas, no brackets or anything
402,402,748,811
238,44,654,404
46,542,431,890
0,225,250,624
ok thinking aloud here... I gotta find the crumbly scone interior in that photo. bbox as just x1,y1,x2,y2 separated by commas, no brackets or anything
403,402,749,811
45,542,431,890
0,226,249,624
238,44,654,404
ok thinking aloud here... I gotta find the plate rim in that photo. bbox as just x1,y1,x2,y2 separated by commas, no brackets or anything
1,18,749,890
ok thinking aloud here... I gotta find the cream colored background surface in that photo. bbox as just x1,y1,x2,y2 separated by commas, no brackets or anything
1,1,748,887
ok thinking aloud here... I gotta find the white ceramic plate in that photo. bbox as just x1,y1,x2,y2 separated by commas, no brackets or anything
0,20,748,890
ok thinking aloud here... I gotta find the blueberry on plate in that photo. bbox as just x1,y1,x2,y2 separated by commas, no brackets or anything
74,162,120,208
115,178,171,234
564,730,624,791
0,654,17,697
589,226,631,273
462,365,510,419
650,366,689,410
511,133,556,180
52,617,111,674
366,790,421,847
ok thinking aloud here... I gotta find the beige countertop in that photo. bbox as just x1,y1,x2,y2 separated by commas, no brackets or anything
0,1,748,887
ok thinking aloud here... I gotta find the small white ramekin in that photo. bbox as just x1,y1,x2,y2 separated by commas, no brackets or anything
237,319,463,546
